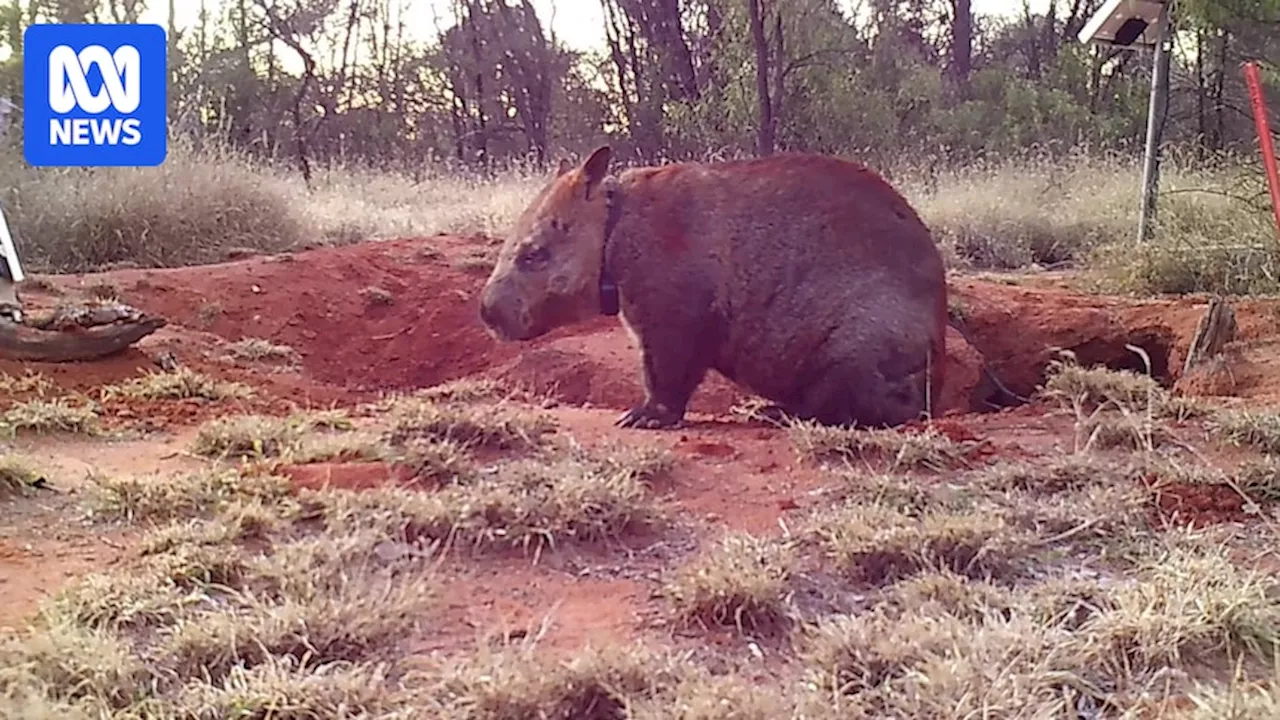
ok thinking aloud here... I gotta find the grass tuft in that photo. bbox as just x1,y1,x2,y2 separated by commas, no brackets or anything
662,532,794,634
160,572,431,684
0,370,54,395
89,468,292,524
1076,541,1280,674
0,455,42,498
0,621,149,711
1,397,100,435
1040,358,1162,410
189,414,305,459
802,501,1025,585
170,656,407,719
1206,407,1280,454
99,367,255,402
224,336,301,365
972,455,1113,494
316,449,668,553
384,396,555,452
789,421,980,472
428,644,669,719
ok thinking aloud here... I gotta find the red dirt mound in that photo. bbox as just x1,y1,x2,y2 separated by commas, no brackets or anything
20,236,1280,418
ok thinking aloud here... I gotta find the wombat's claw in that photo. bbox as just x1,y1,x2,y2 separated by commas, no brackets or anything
615,404,682,429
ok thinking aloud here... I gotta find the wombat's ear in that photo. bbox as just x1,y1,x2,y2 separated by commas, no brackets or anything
581,145,612,195
555,157,572,177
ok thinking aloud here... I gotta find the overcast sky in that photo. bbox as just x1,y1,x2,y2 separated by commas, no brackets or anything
140,0,1054,54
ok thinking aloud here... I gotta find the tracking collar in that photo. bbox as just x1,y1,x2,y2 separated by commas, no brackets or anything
598,182,623,316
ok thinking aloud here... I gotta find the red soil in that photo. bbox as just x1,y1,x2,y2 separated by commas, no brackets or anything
8,236,1280,652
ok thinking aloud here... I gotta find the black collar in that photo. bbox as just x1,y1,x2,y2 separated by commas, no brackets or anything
598,184,623,316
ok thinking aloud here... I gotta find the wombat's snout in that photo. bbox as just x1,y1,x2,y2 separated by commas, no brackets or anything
479,293,500,330
479,281,528,341
478,288,507,337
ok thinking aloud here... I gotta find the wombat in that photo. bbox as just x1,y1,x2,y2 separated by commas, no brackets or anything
479,145,948,430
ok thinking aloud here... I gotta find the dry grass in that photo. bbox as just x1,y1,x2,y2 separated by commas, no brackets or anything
2,137,1266,300
1,140,312,272
98,367,255,403
0,370,55,396
166,655,411,720
89,468,293,524
0,455,41,498
0,139,543,272
799,608,1083,716
396,436,474,483
1074,539,1280,675
662,532,795,634
1039,356,1165,411
420,643,802,718
1082,413,1177,451
0,620,149,711
5,463,437,716
1206,407,1280,454
224,336,301,365
1083,167,1280,296
286,430,393,464
800,500,1028,586
789,421,981,472
906,152,1139,270
425,644,673,718
315,446,672,554
159,570,430,683
1,397,101,435
972,455,1113,494
1184,673,1280,719
412,377,530,404
1039,356,1209,455
189,411,402,466
384,395,556,452
902,151,1279,296
189,413,308,459
881,570,1015,622
299,407,357,431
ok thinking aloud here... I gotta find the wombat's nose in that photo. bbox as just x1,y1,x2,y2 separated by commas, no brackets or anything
479,297,500,329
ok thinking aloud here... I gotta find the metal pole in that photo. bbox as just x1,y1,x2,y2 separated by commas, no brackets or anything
1137,3,1171,242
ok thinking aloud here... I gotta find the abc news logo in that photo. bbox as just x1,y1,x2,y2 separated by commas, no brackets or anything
48,44,143,146
23,23,167,167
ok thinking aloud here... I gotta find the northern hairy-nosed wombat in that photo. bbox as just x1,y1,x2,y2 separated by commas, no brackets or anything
478,145,948,430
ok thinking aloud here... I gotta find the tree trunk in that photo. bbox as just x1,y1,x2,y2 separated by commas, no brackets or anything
748,0,774,155
950,0,972,96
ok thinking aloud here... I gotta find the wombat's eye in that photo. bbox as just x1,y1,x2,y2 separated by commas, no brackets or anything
549,218,570,233
517,245,551,271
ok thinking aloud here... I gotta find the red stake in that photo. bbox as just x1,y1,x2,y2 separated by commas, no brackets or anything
1243,61,1280,241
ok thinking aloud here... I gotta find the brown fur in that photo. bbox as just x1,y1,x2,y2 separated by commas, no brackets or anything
479,146,948,430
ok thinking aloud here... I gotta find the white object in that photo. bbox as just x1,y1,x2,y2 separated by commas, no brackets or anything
48,44,142,114
0,201,24,283
1077,0,1168,47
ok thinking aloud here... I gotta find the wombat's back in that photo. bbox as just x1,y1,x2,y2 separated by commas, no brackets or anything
616,153,946,413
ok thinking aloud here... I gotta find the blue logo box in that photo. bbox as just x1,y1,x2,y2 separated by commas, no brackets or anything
22,23,167,167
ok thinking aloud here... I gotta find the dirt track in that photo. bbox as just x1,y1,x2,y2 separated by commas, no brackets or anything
5,234,1280,683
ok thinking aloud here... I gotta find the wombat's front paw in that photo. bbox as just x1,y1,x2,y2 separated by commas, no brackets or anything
615,403,683,429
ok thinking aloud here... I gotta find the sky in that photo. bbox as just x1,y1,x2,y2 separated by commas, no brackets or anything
138,0,1055,54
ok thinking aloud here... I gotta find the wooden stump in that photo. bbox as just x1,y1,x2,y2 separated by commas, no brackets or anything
1182,295,1237,377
